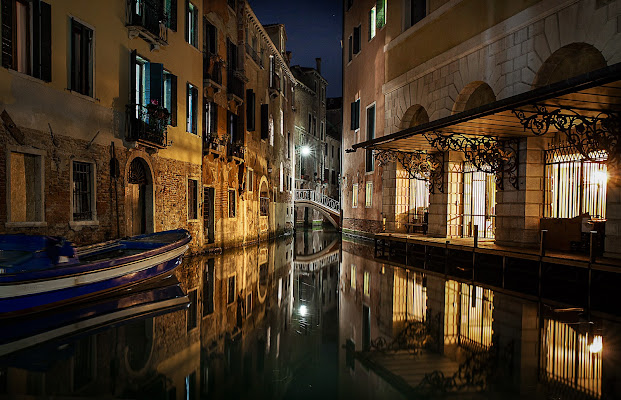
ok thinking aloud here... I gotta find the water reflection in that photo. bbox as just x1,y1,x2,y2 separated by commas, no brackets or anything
1,231,619,399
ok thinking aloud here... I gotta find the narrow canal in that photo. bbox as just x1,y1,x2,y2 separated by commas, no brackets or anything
1,229,618,399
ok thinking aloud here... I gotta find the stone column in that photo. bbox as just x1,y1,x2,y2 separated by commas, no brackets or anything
495,137,546,247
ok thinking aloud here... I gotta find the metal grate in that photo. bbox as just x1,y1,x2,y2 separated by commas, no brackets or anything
72,161,92,221
463,162,496,238
544,145,607,218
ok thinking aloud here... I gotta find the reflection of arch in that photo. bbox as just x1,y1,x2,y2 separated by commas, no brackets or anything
452,81,496,114
125,153,155,236
532,43,605,88
400,105,429,129
124,318,154,374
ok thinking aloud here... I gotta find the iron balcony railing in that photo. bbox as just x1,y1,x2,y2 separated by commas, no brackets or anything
294,189,340,214
203,55,223,86
227,73,244,100
126,0,168,44
227,141,245,160
126,104,169,148
203,134,226,155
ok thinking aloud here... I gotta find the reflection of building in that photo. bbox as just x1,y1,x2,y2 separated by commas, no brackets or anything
343,0,621,260
339,239,621,399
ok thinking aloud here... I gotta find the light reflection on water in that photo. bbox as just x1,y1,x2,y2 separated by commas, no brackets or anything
0,229,618,399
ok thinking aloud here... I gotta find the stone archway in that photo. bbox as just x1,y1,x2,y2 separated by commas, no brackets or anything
126,156,155,236
532,42,606,88
452,81,496,114
400,104,429,130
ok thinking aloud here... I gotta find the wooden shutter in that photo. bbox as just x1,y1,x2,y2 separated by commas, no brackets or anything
169,0,177,31
184,0,189,42
39,1,51,81
1,0,13,69
129,49,137,103
260,104,268,140
353,26,360,54
246,89,255,131
350,101,356,130
170,74,177,126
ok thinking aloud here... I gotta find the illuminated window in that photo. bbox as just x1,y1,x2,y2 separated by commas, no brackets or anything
544,147,607,218
365,182,373,207
186,2,198,48
463,162,495,238
395,169,429,229
350,265,356,289
352,183,359,208
369,6,376,40
363,271,370,296
376,0,387,29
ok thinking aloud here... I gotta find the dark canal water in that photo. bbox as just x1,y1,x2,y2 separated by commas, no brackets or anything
1,228,619,399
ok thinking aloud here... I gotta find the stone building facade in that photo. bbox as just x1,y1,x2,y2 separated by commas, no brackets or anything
0,0,294,251
326,97,343,200
343,0,621,258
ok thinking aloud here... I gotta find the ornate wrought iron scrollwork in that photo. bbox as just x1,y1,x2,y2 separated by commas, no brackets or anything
375,149,445,194
422,132,520,190
512,105,621,164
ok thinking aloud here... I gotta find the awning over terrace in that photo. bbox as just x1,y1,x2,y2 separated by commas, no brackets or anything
350,62,621,192
352,62,621,153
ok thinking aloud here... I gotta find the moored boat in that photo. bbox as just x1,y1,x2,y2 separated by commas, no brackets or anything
0,229,191,316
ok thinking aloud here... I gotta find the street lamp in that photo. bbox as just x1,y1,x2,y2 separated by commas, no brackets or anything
300,145,311,157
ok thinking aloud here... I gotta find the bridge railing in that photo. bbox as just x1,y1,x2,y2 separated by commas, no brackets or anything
294,252,340,274
294,189,340,214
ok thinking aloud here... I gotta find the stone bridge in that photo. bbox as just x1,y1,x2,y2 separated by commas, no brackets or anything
294,189,340,229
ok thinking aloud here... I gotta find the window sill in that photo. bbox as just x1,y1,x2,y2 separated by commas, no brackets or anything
66,89,98,103
6,68,49,84
69,220,99,229
5,221,48,228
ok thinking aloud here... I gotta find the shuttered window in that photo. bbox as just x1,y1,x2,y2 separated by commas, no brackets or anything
70,18,93,96
1,0,51,81
246,89,255,131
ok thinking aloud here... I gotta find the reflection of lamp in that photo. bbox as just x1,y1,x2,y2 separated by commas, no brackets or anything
299,304,308,317
589,335,603,353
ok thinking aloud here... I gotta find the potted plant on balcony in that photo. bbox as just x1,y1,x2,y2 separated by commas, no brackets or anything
144,100,170,145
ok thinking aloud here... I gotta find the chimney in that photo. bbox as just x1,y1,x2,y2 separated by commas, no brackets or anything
286,51,292,66
315,57,322,74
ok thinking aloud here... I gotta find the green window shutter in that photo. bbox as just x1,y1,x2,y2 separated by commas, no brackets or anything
39,1,52,81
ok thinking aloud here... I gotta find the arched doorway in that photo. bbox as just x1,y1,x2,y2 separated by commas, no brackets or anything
259,179,269,232
127,157,154,235
453,82,497,239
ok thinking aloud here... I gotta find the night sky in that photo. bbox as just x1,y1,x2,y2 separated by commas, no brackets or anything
249,0,343,98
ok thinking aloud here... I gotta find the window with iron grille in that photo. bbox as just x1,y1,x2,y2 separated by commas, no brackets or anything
188,179,198,219
228,188,236,218
463,162,495,239
72,161,93,221
544,146,607,219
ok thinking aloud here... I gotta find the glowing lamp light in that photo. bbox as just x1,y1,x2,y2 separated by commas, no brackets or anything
592,170,608,185
300,146,311,157
589,335,603,354
299,304,308,317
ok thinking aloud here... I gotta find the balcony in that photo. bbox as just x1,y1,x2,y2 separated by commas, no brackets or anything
126,104,169,149
269,72,280,98
126,0,168,47
245,43,263,68
227,73,244,104
203,54,223,92
203,133,227,157
227,141,245,163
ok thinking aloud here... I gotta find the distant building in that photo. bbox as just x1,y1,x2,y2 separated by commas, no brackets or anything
0,0,295,250
291,59,330,226
326,97,343,200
